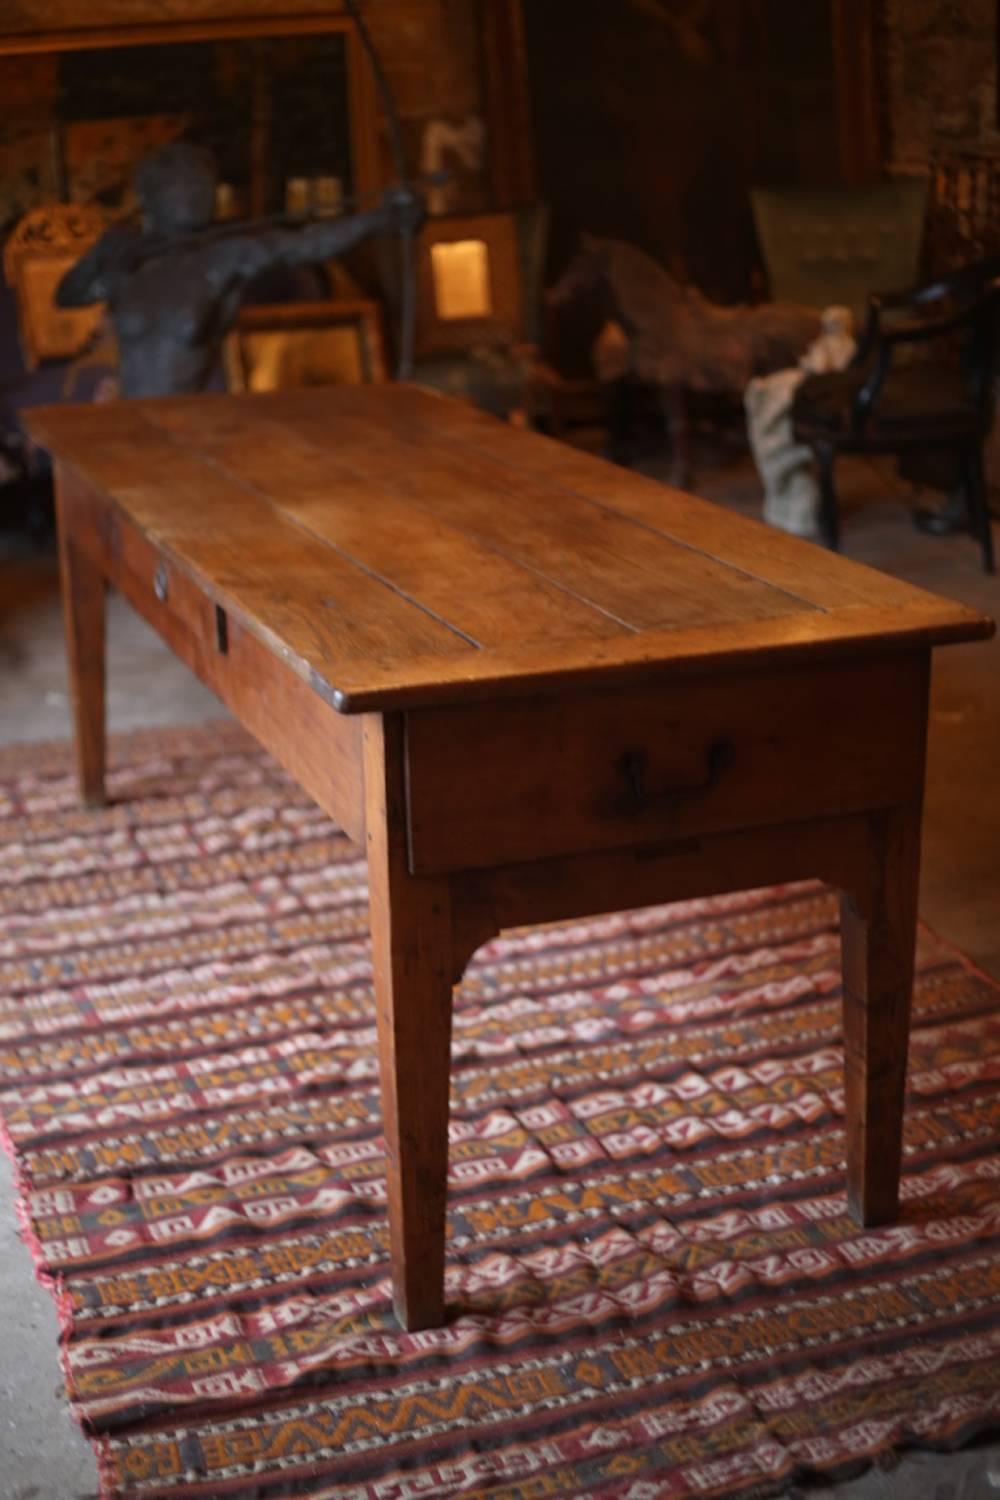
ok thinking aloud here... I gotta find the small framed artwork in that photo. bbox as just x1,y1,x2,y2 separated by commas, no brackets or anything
414,212,525,358
223,298,388,392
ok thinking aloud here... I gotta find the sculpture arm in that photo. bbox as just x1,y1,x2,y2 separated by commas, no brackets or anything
215,190,424,284
56,228,141,307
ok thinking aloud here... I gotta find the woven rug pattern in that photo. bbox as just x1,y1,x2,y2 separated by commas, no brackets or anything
0,723,999,1500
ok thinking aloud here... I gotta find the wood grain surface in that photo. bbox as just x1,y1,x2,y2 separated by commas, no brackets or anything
26,387,993,714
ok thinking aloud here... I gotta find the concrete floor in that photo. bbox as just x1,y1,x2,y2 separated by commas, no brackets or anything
0,448,997,1499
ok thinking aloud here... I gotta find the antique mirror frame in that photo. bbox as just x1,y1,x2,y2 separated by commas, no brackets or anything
0,9,381,368
0,10,382,209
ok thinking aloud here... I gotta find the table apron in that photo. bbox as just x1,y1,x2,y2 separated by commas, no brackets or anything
403,655,930,875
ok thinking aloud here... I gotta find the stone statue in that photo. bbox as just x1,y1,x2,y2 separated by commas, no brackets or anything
744,306,856,537
56,142,423,399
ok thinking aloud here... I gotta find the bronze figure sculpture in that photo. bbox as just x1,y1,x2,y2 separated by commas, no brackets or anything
56,142,423,399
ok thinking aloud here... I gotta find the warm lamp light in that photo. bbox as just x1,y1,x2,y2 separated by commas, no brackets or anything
431,239,492,319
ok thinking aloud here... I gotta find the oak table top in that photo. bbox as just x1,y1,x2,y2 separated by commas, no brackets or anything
25,383,991,712
29,385,995,1332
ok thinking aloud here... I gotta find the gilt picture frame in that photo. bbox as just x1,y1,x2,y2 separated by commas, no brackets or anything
223,297,388,393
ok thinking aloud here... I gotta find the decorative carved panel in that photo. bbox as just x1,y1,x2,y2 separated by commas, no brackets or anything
3,202,107,366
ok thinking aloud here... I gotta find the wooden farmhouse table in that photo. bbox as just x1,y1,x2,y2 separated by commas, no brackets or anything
27,385,994,1331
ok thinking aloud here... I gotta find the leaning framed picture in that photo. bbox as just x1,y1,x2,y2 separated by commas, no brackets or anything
223,297,388,392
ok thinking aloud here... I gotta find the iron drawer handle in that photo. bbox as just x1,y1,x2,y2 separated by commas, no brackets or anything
154,563,169,603
612,738,736,818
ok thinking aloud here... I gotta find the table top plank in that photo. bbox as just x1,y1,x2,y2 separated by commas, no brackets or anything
29,403,477,684
26,388,993,713
337,383,945,614
258,390,819,633
135,398,632,646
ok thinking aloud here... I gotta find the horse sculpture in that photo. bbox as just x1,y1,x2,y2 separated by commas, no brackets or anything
548,233,821,484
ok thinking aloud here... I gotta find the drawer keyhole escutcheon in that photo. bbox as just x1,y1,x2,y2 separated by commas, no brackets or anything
153,563,169,603
614,738,736,818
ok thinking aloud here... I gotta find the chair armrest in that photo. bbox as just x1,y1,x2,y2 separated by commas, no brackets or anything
851,300,882,367
875,281,1000,345
850,279,1000,434
850,340,894,434
870,266,992,314
849,297,921,427
868,284,923,311
856,272,996,362
854,281,950,360
853,304,956,431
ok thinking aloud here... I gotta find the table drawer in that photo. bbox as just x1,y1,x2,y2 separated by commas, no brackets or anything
70,484,224,672
404,655,929,875
121,533,226,669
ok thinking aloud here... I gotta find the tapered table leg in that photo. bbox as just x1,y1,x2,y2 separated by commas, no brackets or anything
364,714,456,1331
56,482,107,808
839,803,922,1226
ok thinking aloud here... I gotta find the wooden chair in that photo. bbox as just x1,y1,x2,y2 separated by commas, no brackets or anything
792,262,1000,573
751,181,928,321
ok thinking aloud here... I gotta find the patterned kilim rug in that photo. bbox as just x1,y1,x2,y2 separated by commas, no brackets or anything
0,723,999,1500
